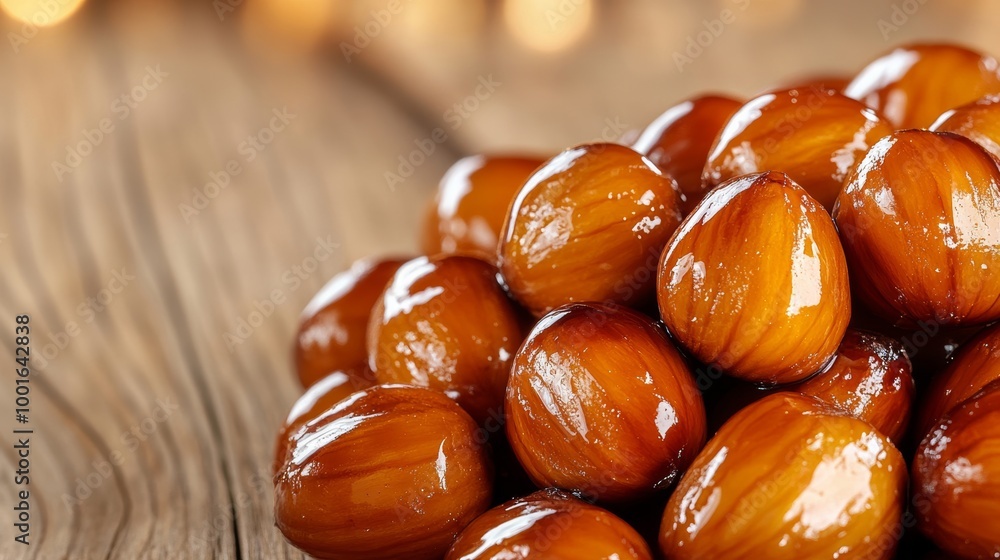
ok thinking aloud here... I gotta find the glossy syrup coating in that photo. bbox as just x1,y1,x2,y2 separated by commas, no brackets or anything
660,392,907,560
272,369,374,474
845,43,1000,129
917,322,1000,438
796,329,914,443
833,130,1000,327
702,87,894,211
273,385,493,560
913,380,1000,559
294,257,405,388
657,171,851,384
631,94,742,215
498,143,683,317
931,94,1000,160
367,255,522,424
505,302,705,503
421,154,545,260
445,488,654,560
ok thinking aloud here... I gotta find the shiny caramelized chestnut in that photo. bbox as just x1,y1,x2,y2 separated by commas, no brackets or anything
367,255,522,424
931,94,1000,159
845,43,1000,129
657,171,851,384
421,155,545,259
702,87,894,211
796,329,914,442
505,302,705,503
913,380,1000,559
834,130,1000,327
660,392,907,560
294,257,405,388
445,488,653,560
272,369,374,474
631,94,742,214
917,322,1000,437
274,385,492,560
498,143,683,316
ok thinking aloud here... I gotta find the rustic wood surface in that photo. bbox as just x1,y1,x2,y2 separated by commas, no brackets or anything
1,1,999,558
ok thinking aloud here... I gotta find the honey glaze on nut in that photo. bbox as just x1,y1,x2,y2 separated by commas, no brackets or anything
917,322,1000,438
421,154,546,260
294,257,406,388
702,87,894,212
660,392,907,560
931,94,1000,160
632,94,742,215
445,488,653,560
845,43,1000,130
834,130,1000,327
367,255,522,425
913,380,1000,559
273,385,493,560
505,302,706,503
657,171,851,384
498,143,683,317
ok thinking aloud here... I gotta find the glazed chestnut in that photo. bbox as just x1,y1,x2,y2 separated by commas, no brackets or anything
274,385,492,560
505,302,705,503
845,43,1000,129
660,392,907,560
498,143,683,316
445,488,653,560
658,171,851,384
931,94,1000,160
421,154,545,259
913,380,1000,559
834,130,1000,327
917,322,1000,437
294,257,405,388
272,369,374,474
367,255,522,424
631,94,742,214
702,87,894,211
798,329,913,442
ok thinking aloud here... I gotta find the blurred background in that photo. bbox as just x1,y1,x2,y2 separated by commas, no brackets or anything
1,1,998,558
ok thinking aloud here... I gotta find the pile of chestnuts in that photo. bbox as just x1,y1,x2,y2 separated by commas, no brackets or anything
273,42,1000,559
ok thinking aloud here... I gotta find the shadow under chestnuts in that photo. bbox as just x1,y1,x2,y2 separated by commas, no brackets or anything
274,40,1000,560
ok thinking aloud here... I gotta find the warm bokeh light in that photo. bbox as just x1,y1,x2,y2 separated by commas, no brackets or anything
0,0,86,27
242,0,340,53
503,0,594,53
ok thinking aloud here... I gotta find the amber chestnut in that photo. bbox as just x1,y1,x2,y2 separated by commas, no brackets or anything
498,143,683,316
294,257,405,388
274,385,492,560
845,43,1000,129
931,94,1000,160
658,171,851,384
834,130,1000,327
632,94,742,214
368,255,522,424
272,369,374,474
913,380,1000,559
505,302,705,502
421,154,545,259
917,322,1000,437
660,393,906,560
702,87,893,211
445,488,653,560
